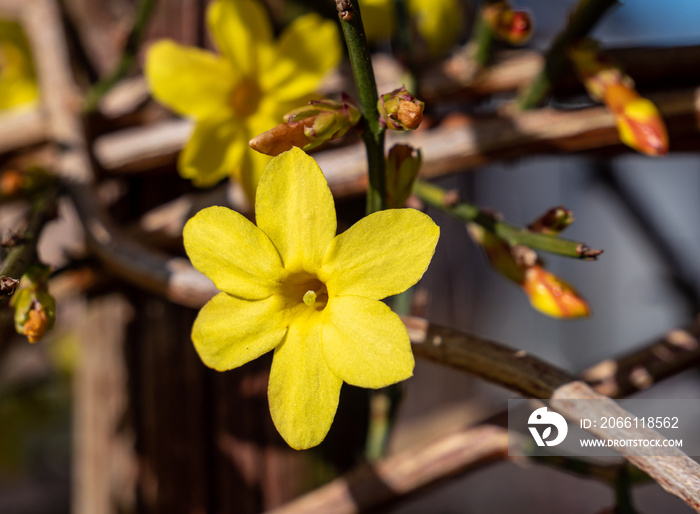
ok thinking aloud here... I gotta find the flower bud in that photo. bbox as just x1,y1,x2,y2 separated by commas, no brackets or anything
249,95,361,156
10,265,55,343
0,169,24,196
528,206,574,235
570,39,668,156
522,265,590,319
385,144,421,208
469,223,590,318
378,87,425,131
611,93,669,156
467,223,525,284
483,1,533,46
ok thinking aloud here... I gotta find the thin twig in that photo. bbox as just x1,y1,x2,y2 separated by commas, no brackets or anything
413,179,603,259
94,84,700,190
0,185,57,303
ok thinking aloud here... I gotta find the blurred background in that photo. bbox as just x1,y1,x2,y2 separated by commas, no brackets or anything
0,0,699,512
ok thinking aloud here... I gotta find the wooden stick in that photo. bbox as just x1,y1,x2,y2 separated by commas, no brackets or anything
94,85,700,195
407,319,700,512
22,0,218,308
0,108,46,154
266,425,509,514
262,314,700,514
582,316,700,398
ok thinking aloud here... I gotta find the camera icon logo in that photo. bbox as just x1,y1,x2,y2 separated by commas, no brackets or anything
528,406,568,447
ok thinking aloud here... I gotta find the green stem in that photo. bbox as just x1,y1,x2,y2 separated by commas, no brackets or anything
518,0,618,110
470,1,496,68
83,0,157,113
413,180,602,259
0,186,58,304
365,286,414,461
614,466,638,513
337,0,386,214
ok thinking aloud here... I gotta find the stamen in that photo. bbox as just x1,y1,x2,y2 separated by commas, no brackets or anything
303,290,317,307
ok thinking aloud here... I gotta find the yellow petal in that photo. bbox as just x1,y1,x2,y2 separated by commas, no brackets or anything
255,148,337,272
261,14,341,102
145,40,235,118
178,114,246,188
183,205,284,299
207,0,272,77
358,0,395,42
408,0,462,57
268,315,342,449
239,140,273,203
237,110,281,201
320,209,439,299
0,20,38,110
192,292,287,371
322,296,414,388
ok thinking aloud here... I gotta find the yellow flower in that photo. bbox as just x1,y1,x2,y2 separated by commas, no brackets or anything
0,20,39,110
184,148,439,449
409,0,462,57
360,0,461,57
145,0,341,200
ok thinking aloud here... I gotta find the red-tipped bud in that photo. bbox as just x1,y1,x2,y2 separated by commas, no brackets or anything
528,206,575,236
483,1,533,46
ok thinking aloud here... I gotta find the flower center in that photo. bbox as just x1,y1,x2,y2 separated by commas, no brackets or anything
301,280,328,311
280,273,329,313
301,282,328,310
230,78,261,118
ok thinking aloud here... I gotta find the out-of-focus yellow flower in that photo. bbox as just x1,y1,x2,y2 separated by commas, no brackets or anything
409,0,462,56
184,148,439,449
570,39,668,156
145,0,341,201
0,20,38,110
361,0,462,57
360,0,397,42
